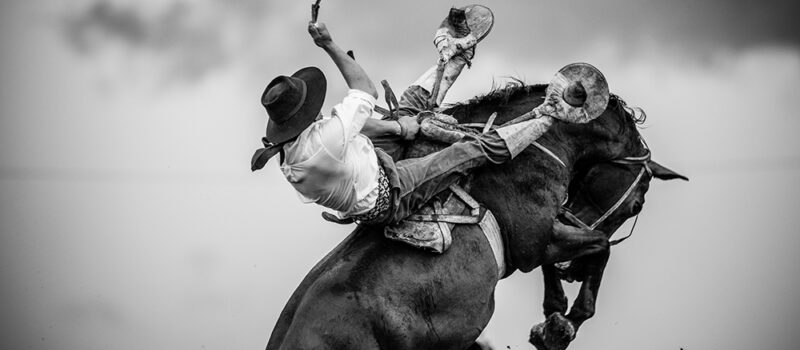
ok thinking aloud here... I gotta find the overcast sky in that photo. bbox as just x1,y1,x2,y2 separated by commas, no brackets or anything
1,1,799,349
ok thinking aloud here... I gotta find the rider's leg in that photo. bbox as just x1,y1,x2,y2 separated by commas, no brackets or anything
374,7,489,161
397,6,491,113
396,67,438,116
384,116,554,224
399,56,471,112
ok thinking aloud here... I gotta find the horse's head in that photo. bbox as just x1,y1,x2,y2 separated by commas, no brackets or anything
556,94,650,168
565,159,689,238
442,82,676,271
552,158,687,283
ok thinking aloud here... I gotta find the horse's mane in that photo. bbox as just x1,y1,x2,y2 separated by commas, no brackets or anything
449,79,647,126
449,78,547,109
609,93,647,125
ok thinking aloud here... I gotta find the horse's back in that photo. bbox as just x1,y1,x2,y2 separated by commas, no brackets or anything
267,223,499,350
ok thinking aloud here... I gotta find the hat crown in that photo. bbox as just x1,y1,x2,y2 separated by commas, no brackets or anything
262,66,325,145
262,75,307,124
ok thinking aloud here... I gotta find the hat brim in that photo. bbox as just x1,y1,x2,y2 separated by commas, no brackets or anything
265,67,327,144
546,63,609,123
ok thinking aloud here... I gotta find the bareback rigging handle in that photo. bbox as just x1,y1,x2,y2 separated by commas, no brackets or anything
311,0,322,22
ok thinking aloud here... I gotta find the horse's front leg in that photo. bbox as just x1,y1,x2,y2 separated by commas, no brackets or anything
542,221,609,265
530,251,611,350
565,248,611,331
542,264,568,316
530,222,609,350
530,264,573,350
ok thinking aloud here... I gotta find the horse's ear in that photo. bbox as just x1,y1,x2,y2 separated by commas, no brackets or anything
649,160,688,181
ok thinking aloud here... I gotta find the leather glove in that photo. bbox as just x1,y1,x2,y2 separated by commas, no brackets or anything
397,116,420,140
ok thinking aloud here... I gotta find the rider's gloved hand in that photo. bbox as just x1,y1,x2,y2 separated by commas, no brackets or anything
397,116,420,140
308,21,333,48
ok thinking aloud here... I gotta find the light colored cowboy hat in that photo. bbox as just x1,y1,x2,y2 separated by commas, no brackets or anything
544,63,610,123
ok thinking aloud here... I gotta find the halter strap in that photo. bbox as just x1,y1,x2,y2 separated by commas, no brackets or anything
587,166,646,230
609,214,638,246
562,146,651,251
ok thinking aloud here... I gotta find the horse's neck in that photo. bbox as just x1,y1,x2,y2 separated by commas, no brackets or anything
445,89,586,271
465,136,573,271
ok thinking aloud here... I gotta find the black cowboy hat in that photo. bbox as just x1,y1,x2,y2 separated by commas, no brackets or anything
250,67,326,171
262,66,327,144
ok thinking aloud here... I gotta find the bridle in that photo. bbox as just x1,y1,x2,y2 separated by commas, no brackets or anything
561,136,651,245
465,111,652,246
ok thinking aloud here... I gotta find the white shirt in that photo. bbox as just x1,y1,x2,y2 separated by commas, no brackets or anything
280,89,381,216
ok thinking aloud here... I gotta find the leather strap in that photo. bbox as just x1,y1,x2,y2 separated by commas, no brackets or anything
381,80,399,119
406,184,486,224
321,212,355,225
406,210,486,224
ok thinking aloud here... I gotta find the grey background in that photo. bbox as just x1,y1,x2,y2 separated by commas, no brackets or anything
1,0,799,349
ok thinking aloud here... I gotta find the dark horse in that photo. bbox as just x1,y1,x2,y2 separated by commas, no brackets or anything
265,84,667,349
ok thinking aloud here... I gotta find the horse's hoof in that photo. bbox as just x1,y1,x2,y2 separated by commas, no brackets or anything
529,322,548,350
542,313,575,350
529,313,576,350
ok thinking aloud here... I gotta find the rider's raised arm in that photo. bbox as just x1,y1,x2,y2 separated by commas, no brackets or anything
308,22,378,99
362,116,419,140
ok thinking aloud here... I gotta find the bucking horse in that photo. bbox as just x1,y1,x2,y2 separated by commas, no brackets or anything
264,83,685,349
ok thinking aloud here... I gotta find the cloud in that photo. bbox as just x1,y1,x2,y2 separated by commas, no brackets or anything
471,0,800,63
61,1,233,82
56,0,800,87
642,0,800,50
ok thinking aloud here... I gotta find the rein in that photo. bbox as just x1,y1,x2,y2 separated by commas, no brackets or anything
462,112,567,167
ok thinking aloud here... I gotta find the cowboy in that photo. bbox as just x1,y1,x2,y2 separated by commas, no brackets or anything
251,7,602,225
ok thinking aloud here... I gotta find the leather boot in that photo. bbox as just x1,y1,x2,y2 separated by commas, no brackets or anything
418,112,466,144
432,56,470,107
430,6,493,106
434,8,475,63
495,116,555,158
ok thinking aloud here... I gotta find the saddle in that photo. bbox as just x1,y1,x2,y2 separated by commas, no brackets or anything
385,183,484,253
384,183,506,277
320,182,506,277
